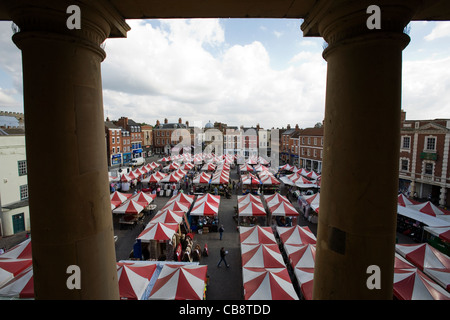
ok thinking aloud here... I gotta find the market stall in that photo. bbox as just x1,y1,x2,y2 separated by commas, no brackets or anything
0,259,33,288
396,243,450,291
110,191,132,208
393,268,450,300
148,264,208,300
113,199,145,227
0,239,32,260
242,267,298,300
237,196,267,227
239,226,277,245
240,243,286,269
189,194,220,233
0,266,34,299
299,193,319,224
116,262,158,300
137,222,181,261
276,225,317,246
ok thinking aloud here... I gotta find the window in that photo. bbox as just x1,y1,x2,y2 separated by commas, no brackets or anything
314,138,317,145
402,136,410,149
112,147,115,154
117,137,120,144
302,137,305,144
401,159,408,171
112,137,115,144
117,147,120,153
18,160,27,176
425,137,436,151
307,149,310,156
321,138,323,146
20,184,28,200
424,162,433,175
301,148,305,155
308,137,311,145
314,149,317,157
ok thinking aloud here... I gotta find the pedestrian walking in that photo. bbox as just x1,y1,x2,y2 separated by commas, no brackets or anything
219,224,224,240
217,247,229,268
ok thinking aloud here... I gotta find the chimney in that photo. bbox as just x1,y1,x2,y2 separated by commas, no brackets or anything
186,120,189,127
178,117,182,124
400,110,406,123
156,120,160,126
295,124,299,130
287,124,291,129
164,118,168,124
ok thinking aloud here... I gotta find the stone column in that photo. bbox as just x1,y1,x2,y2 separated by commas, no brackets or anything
302,1,418,299
8,1,128,299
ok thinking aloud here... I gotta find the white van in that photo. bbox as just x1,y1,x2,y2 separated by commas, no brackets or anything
131,157,145,166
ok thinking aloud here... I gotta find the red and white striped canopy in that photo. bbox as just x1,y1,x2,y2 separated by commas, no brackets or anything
260,174,281,185
393,268,450,300
0,239,32,260
396,243,450,270
424,226,450,243
161,200,190,213
117,262,157,300
142,171,167,183
110,191,132,207
397,194,419,207
167,193,195,207
195,194,220,207
113,199,145,214
302,193,320,214
150,210,185,224
193,172,211,184
238,194,263,206
130,191,156,207
285,244,316,269
190,201,219,216
243,267,298,300
0,266,34,298
137,222,179,242
407,201,450,217
0,259,33,288
293,267,315,300
276,226,317,245
238,201,267,216
239,226,277,245
268,201,299,216
149,264,208,300
241,244,285,268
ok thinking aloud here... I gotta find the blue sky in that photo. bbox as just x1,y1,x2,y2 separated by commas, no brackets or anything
0,19,449,129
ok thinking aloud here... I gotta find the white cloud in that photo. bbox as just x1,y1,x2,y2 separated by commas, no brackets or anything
402,56,450,119
424,22,450,41
102,19,327,129
272,31,283,38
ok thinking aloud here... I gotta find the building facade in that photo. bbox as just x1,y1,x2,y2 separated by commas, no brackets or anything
105,119,122,166
153,118,189,154
115,117,143,160
299,127,324,173
399,111,450,206
0,128,30,237
141,124,153,158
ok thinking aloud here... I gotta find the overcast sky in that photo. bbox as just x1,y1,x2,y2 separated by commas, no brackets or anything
0,19,449,129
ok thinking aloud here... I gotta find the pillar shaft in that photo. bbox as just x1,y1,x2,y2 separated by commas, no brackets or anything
303,1,418,299
9,1,128,299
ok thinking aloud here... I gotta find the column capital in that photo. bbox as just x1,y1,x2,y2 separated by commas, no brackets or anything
301,0,421,54
7,0,129,60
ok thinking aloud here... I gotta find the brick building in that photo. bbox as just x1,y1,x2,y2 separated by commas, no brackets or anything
114,117,143,160
104,119,122,166
141,124,153,158
399,111,450,206
153,118,189,154
299,127,324,173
